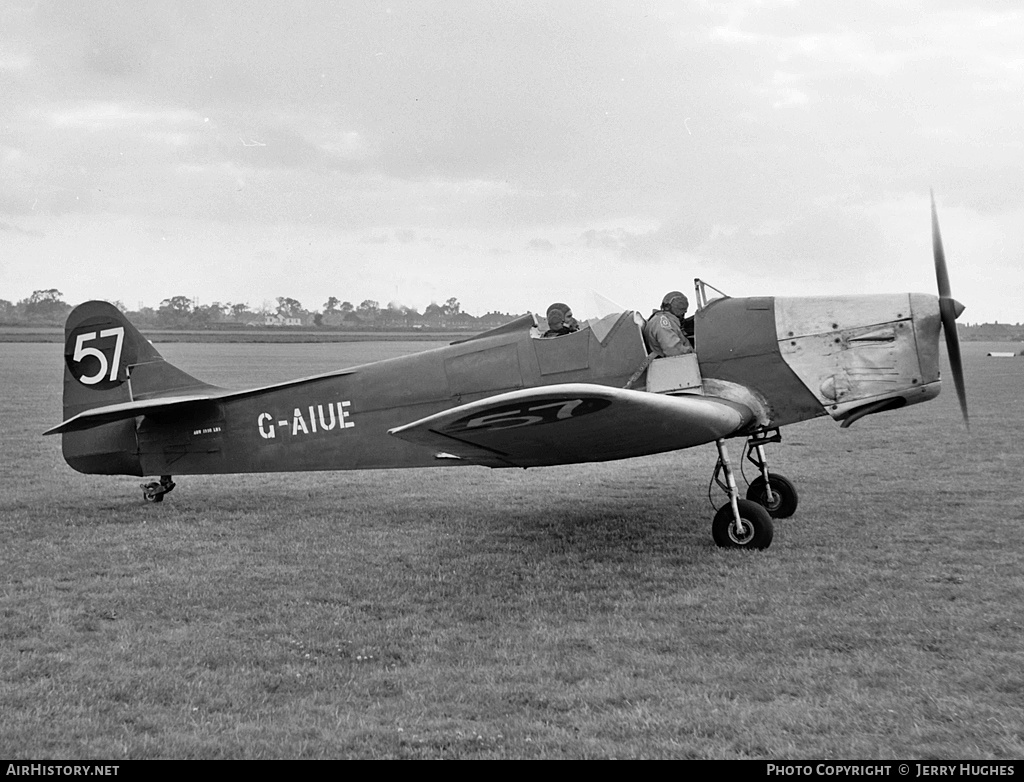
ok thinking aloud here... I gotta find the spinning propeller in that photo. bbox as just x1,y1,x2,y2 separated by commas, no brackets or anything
931,190,969,429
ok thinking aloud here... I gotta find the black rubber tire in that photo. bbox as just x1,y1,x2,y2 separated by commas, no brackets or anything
712,499,774,549
746,474,799,519
142,482,165,503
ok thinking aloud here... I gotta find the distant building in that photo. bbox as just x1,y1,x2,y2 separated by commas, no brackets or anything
321,311,363,328
251,313,305,327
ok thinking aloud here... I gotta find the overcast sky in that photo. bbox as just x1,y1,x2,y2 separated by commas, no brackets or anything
2,1,1021,322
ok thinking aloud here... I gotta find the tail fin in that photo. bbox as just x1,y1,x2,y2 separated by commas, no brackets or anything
57,301,218,475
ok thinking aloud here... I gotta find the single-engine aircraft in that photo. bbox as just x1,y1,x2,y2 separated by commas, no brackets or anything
45,196,969,550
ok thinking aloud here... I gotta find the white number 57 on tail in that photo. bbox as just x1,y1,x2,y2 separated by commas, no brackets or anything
73,327,125,384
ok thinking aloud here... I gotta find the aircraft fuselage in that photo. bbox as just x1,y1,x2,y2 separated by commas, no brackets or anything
59,292,946,477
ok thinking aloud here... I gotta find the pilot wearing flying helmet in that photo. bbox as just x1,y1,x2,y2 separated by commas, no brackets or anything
643,291,694,356
542,302,579,337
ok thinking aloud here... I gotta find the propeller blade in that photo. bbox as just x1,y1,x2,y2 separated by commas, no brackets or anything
931,189,951,299
939,298,969,429
931,190,969,429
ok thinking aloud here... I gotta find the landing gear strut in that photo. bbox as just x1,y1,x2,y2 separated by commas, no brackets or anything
743,430,799,519
141,475,175,503
711,439,773,549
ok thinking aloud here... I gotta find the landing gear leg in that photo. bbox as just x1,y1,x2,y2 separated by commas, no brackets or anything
141,475,175,503
744,430,799,519
711,439,773,549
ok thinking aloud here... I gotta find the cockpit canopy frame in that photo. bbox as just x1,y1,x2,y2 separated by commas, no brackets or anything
694,278,730,312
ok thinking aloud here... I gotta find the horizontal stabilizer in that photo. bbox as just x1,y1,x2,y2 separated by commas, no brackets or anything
388,383,756,467
45,394,219,435
45,368,358,436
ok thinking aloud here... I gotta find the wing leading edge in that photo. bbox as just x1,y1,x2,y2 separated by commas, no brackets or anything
388,383,757,467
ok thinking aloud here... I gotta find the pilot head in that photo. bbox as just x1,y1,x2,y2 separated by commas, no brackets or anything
546,302,577,330
661,291,689,318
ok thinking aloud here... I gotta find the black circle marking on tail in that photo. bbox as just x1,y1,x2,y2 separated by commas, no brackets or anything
65,317,137,390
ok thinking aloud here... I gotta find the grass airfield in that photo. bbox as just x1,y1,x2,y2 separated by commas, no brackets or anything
1,340,1022,759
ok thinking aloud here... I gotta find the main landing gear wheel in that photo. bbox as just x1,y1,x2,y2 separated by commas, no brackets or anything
711,438,774,550
141,475,175,503
746,474,799,519
712,500,774,549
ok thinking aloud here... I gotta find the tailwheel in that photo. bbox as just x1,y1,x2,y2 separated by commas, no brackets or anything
141,475,175,503
712,500,774,549
746,474,799,519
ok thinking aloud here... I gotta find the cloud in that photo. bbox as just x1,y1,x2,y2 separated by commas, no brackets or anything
49,102,206,131
0,53,31,71
0,220,44,237
0,2,1020,321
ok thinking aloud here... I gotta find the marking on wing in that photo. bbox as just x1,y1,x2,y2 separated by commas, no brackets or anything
440,397,611,434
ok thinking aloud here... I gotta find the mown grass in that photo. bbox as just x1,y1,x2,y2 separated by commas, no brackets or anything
1,342,1022,758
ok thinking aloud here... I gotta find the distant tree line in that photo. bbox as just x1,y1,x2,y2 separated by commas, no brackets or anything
7,290,1024,340
0,289,73,324
959,322,1024,341
4,289,1023,339
0,290,525,330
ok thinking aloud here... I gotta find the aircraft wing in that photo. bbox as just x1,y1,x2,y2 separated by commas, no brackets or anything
388,383,756,467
